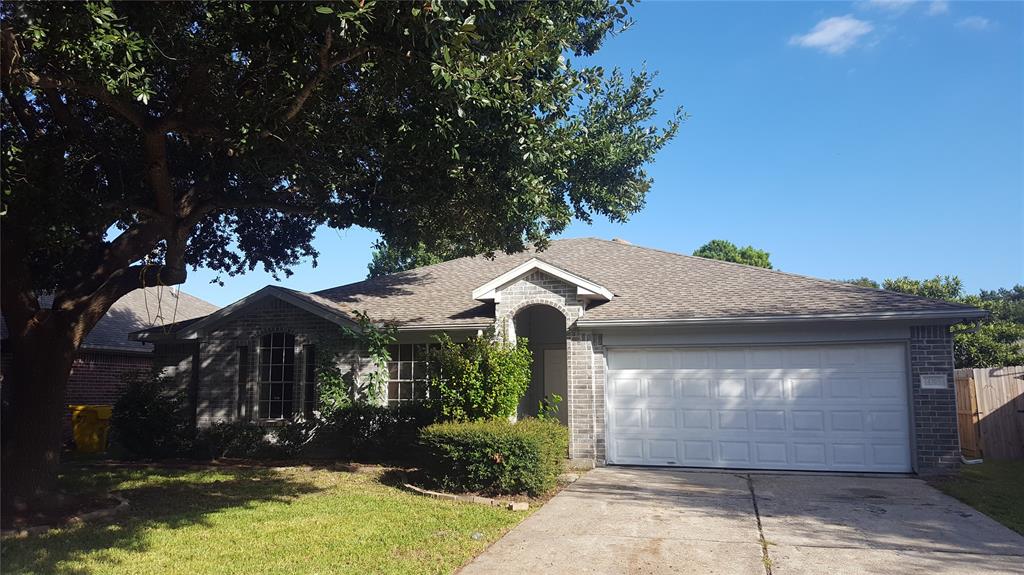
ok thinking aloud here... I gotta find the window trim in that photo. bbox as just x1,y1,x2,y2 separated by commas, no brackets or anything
257,332,297,421
386,343,438,406
302,344,317,419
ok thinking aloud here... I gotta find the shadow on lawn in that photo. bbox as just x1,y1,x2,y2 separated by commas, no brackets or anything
1,464,324,575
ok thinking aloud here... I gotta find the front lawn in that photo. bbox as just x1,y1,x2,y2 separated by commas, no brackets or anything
1,464,530,575
931,459,1024,535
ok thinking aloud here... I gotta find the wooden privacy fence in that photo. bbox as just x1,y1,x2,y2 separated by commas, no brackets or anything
954,366,1024,460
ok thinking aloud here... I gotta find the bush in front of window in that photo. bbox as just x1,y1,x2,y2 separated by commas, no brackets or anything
429,332,532,422
324,401,439,462
419,418,569,496
110,372,196,459
196,421,272,459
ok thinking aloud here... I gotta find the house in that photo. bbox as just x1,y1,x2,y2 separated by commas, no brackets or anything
1,288,218,415
135,238,986,473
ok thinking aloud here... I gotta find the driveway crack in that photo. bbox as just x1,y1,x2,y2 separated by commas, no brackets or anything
745,474,774,575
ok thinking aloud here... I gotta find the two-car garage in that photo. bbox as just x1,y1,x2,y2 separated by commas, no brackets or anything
604,343,913,472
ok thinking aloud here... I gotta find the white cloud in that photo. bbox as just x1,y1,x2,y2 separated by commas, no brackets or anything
789,15,875,55
863,0,915,14
926,1,950,16
956,16,991,30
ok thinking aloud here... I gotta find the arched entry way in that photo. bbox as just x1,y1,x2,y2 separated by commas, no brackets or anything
512,304,569,425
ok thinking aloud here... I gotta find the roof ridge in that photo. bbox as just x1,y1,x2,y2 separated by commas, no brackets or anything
580,237,977,310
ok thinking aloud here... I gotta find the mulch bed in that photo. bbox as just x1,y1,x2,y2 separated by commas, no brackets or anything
1,491,125,535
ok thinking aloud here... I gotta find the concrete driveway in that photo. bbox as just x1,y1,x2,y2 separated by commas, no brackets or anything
460,467,1024,575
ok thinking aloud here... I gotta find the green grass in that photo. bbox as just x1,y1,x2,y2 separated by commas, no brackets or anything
932,460,1024,535
1,464,530,575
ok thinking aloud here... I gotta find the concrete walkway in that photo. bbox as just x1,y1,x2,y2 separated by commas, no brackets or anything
459,467,1024,575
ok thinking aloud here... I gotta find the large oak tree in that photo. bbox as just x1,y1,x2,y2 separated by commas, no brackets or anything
0,0,679,515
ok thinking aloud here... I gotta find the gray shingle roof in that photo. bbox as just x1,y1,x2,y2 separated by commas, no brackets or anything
1,288,218,352
311,237,983,327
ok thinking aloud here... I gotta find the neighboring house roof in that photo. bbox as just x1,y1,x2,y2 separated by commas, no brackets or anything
1,288,219,352
133,237,987,338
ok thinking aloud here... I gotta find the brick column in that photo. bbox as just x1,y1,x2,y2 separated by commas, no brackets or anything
909,325,960,471
566,330,605,464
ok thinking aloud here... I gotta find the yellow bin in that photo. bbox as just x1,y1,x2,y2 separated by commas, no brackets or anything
69,405,113,453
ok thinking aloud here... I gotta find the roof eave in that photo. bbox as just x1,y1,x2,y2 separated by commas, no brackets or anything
138,286,359,341
577,308,990,328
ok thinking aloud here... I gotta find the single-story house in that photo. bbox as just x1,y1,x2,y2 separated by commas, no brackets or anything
1,288,218,416
135,238,986,473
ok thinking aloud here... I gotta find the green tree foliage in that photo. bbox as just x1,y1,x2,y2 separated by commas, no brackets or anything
429,332,532,422
366,240,467,278
0,0,680,509
882,276,964,301
882,277,1024,368
692,239,773,269
837,277,881,289
341,310,398,406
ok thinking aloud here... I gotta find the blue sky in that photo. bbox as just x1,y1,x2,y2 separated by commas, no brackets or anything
183,0,1023,307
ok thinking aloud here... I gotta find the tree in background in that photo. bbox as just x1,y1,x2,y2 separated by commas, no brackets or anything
367,240,467,278
0,1,681,515
879,277,1024,368
882,276,964,301
837,277,881,289
692,239,772,269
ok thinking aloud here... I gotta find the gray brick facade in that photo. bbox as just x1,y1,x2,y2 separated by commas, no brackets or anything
151,274,964,473
190,297,366,427
909,324,960,470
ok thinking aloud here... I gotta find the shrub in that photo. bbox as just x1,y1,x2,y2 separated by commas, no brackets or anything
420,418,569,496
429,332,532,421
197,421,276,459
110,372,194,459
325,401,439,462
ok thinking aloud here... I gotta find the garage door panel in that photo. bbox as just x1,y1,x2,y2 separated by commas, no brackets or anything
790,378,823,399
719,441,751,463
753,379,784,399
647,378,675,397
755,410,786,431
613,408,642,429
682,409,712,429
647,409,677,429
793,442,827,465
606,344,911,472
831,411,865,431
755,443,789,464
681,379,712,397
684,440,714,463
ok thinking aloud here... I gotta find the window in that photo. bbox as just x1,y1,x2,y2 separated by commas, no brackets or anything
258,333,295,419
237,346,249,419
386,343,438,406
302,344,316,419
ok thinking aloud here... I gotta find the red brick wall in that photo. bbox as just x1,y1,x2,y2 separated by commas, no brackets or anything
66,350,153,406
1,348,152,439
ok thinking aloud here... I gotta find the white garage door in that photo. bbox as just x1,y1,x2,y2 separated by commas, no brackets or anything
605,343,911,472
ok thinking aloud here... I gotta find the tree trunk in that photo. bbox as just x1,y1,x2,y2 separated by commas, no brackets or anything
1,321,78,527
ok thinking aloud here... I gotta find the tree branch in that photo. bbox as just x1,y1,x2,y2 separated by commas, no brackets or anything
261,29,367,139
22,72,148,129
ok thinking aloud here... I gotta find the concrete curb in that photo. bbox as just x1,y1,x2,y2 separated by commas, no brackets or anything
1,492,129,539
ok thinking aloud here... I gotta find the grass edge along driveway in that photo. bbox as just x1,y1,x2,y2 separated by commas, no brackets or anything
931,459,1024,536
1,464,530,575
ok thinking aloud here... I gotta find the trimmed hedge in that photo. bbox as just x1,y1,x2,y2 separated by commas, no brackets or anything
420,418,568,496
